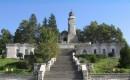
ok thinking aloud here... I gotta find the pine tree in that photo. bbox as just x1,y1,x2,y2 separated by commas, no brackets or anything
0,28,12,56
48,14,59,34
14,14,37,43
14,20,29,43
42,17,48,27
28,13,37,43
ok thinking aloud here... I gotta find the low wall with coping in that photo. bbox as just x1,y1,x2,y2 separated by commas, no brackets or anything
90,73,130,80
33,58,56,80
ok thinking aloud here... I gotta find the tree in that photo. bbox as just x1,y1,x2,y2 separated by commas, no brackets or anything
76,29,85,42
119,43,130,68
48,14,59,34
83,21,124,43
84,21,98,42
0,28,12,55
35,27,59,63
42,17,48,27
14,14,37,43
14,20,29,43
28,13,37,43
48,14,57,28
24,52,35,70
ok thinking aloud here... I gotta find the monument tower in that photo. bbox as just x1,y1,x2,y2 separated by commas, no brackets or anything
67,11,78,43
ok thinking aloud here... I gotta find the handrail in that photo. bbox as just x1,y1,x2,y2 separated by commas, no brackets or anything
72,52,89,80
34,57,56,80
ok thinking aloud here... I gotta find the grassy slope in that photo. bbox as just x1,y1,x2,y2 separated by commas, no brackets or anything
0,58,18,68
0,58,31,75
93,58,118,73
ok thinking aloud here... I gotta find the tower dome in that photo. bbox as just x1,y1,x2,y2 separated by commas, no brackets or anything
69,11,74,16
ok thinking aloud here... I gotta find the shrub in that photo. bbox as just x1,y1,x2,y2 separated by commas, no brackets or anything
89,54,97,63
108,52,114,57
119,43,130,68
1,53,6,59
17,53,23,60
5,61,28,69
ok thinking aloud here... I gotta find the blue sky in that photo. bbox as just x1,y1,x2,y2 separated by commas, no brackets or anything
0,0,130,44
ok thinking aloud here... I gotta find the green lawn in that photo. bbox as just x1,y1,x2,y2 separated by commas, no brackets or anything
93,58,130,73
77,54,130,73
0,58,18,68
93,58,118,73
0,58,31,75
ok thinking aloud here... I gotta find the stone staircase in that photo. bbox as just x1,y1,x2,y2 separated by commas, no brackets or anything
44,49,83,80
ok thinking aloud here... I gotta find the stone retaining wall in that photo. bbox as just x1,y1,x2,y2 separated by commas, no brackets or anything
90,73,130,80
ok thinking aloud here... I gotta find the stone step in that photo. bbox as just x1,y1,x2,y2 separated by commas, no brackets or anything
43,49,83,80
56,59,73,62
44,73,83,79
44,75,83,79
57,56,71,58
45,71,81,74
50,67,77,71
52,64,76,68
54,61,74,64
44,78,83,80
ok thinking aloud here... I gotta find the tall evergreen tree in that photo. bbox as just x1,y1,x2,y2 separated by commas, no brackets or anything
48,14,57,28
0,28,12,55
48,14,59,34
14,14,37,43
42,17,48,27
28,13,37,43
14,20,29,43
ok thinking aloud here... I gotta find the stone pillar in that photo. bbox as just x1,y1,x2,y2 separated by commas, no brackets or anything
81,64,90,80
38,71,44,80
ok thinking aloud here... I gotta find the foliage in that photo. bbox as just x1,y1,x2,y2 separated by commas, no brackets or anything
77,54,106,63
5,61,28,69
93,58,119,73
108,52,115,57
35,27,59,63
0,58,31,74
14,14,37,43
17,53,23,60
0,58,17,67
77,21,124,43
0,28,13,56
119,43,130,68
24,53,36,70
76,29,85,42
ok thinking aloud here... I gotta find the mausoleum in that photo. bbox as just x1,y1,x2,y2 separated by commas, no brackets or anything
6,11,123,58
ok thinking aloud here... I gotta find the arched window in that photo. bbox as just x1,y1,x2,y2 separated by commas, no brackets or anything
103,49,106,54
16,49,20,54
112,48,115,54
83,49,87,54
25,49,28,55
63,37,67,42
94,49,97,54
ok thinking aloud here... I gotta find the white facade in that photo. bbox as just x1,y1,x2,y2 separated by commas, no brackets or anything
58,42,122,58
75,42,122,58
6,43,34,58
